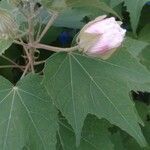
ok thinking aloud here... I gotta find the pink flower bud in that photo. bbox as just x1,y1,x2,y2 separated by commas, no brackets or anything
77,16,126,59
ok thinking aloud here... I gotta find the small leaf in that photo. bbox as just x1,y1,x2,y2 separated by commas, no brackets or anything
43,48,150,147
0,74,58,150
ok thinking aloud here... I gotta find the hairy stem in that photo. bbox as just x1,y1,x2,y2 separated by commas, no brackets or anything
32,43,79,52
28,3,36,73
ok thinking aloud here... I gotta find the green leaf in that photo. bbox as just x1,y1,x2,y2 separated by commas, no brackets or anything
0,6,17,53
0,0,28,38
0,0,15,12
124,0,149,34
139,24,150,43
57,115,114,150
43,48,150,147
135,101,149,122
123,37,149,57
0,74,58,150
110,0,123,7
0,39,13,54
121,101,150,150
42,0,120,18
136,102,150,150
42,0,67,11
139,46,150,71
41,0,120,29
54,8,92,29
67,0,120,19
110,132,126,150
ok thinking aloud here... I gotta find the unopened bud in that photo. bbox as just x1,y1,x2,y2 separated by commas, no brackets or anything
77,16,126,59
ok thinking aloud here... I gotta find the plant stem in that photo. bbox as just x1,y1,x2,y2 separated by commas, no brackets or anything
34,60,46,65
14,40,27,47
28,3,35,74
15,40,79,53
0,65,25,69
0,55,24,71
32,43,79,52
37,11,58,42
21,63,30,79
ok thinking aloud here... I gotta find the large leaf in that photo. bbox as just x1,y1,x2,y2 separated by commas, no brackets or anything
42,0,120,18
67,0,120,19
57,115,114,150
0,74,58,150
124,0,149,34
43,48,150,147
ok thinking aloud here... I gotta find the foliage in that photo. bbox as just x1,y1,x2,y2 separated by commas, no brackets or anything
0,0,150,149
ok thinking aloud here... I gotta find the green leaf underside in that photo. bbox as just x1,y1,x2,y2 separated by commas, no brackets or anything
57,115,114,150
0,74,58,150
43,48,150,147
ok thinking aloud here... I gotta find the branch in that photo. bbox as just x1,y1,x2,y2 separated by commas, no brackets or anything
14,40,79,53
32,43,79,52
34,60,46,65
28,4,35,74
20,63,30,79
0,55,24,71
14,40,28,47
0,65,25,69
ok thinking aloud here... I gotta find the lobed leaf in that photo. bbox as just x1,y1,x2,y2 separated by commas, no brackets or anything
43,48,150,147
0,74,58,150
